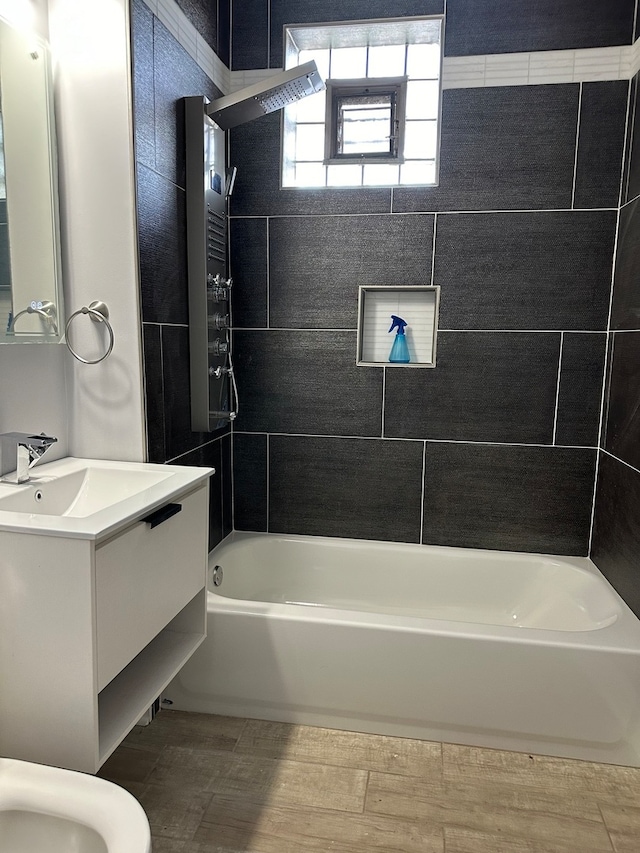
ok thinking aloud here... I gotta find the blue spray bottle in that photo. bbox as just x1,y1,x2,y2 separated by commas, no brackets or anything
388,315,410,363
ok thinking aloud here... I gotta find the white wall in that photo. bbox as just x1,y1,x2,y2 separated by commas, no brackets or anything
0,345,69,463
0,0,146,464
49,0,145,461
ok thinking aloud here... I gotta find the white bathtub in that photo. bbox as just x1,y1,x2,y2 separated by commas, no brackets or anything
166,532,640,766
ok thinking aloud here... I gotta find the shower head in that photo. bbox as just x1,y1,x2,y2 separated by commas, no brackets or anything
206,61,325,130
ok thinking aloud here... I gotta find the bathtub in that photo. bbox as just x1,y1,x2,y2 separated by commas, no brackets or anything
166,532,640,766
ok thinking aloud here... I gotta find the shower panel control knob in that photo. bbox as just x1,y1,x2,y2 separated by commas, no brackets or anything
207,274,233,288
210,312,230,330
209,339,229,355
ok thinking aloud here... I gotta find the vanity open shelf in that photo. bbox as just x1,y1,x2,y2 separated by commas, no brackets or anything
0,457,211,773
98,590,205,764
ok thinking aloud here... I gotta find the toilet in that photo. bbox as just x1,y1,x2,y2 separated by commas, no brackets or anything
0,757,151,853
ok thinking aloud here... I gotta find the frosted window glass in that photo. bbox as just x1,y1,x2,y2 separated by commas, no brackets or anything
327,164,363,186
363,163,400,185
405,80,439,119
282,160,296,186
404,121,438,159
292,89,326,123
337,95,394,156
282,17,443,189
406,43,441,79
295,123,325,161
330,47,367,78
400,160,436,185
367,44,406,77
294,162,326,186
298,48,330,79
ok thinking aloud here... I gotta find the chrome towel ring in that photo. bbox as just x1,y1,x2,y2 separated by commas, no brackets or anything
65,301,114,364
9,301,59,335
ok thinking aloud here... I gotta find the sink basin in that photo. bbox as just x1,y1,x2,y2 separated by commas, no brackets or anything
0,457,212,539
0,466,173,517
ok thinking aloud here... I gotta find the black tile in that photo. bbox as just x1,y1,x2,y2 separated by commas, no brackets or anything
384,332,560,444
269,0,444,68
445,0,635,56
625,74,640,203
422,443,597,555
393,86,579,213
137,164,189,325
621,75,637,204
217,0,230,66
269,215,434,328
555,333,607,448
143,323,166,462
269,435,424,542
229,113,391,217
591,452,640,618
207,441,224,550
231,0,268,69
233,330,383,436
433,211,616,331
221,432,232,537
161,325,214,458
603,331,640,471
175,0,217,51
233,432,267,531
230,218,268,327
172,439,223,550
153,19,220,188
130,0,156,170
574,81,629,209
611,198,640,331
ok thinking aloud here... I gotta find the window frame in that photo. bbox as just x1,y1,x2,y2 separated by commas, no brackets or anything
323,76,408,166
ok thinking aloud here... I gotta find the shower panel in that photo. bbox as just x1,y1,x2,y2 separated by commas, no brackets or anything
184,63,324,432
184,95,236,431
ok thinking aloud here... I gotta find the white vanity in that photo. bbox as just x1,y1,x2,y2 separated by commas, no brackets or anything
0,457,212,773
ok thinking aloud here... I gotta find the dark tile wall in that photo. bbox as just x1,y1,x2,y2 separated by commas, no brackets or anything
592,70,640,617
230,0,635,69
175,0,230,64
130,0,232,551
229,8,628,556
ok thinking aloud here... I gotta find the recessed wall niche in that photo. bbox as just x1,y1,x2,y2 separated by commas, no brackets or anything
356,285,440,367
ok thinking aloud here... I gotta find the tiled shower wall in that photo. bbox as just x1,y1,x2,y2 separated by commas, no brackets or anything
592,72,640,616
229,0,634,555
130,0,232,549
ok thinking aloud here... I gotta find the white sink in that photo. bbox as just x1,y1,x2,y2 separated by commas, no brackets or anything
0,466,173,517
0,457,212,539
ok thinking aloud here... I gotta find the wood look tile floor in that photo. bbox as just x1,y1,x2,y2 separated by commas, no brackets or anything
98,711,640,852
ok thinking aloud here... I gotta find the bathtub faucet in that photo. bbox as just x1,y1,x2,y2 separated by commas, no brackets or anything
0,432,58,484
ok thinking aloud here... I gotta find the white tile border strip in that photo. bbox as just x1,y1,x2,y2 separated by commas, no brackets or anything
442,45,635,89
139,0,230,93
139,0,640,93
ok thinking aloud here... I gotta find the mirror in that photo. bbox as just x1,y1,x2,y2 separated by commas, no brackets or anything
0,13,63,344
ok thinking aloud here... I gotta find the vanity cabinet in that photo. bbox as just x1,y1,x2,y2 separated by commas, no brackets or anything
0,475,210,773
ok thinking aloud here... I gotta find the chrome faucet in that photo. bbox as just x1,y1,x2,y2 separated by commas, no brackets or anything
0,432,58,484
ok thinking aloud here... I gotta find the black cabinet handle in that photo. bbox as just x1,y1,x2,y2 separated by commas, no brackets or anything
142,503,182,529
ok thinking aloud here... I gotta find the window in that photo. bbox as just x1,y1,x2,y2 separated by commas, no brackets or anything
282,16,443,189
324,77,407,164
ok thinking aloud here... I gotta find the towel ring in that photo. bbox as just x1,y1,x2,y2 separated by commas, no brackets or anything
65,301,114,364
9,301,59,335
